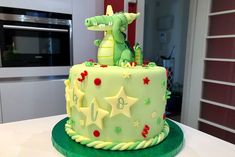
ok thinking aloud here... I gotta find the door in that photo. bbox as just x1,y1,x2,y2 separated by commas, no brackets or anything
182,0,235,144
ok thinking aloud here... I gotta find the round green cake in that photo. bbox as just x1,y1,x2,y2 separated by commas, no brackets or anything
63,5,171,151
64,63,170,150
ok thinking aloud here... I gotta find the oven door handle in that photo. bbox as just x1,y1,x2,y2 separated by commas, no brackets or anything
3,25,68,32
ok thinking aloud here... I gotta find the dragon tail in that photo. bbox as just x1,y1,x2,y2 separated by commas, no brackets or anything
134,43,143,65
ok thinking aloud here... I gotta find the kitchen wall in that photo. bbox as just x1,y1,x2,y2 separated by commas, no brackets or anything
0,0,104,122
72,0,104,64
144,0,189,85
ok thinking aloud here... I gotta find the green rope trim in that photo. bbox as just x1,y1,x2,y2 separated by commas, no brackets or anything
65,119,170,151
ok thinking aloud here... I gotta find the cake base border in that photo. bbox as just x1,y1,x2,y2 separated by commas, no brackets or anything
52,118,183,157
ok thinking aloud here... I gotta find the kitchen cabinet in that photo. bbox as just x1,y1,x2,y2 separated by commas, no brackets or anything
0,90,2,123
0,80,66,123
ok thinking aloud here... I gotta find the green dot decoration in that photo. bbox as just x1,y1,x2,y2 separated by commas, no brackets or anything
144,98,151,105
115,127,122,134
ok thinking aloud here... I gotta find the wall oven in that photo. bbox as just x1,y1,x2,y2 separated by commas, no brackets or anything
0,7,72,67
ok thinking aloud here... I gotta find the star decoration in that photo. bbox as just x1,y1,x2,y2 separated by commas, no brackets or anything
65,79,71,117
74,80,85,110
105,86,138,118
133,120,140,128
151,112,157,118
79,120,85,126
80,98,109,129
143,77,150,85
144,98,151,105
122,71,131,79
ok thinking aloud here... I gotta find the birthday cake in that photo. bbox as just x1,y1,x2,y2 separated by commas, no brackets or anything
64,6,170,151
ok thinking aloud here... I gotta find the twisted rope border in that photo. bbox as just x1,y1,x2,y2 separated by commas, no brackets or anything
65,119,170,151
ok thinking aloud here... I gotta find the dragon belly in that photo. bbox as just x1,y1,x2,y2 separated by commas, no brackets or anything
97,34,114,65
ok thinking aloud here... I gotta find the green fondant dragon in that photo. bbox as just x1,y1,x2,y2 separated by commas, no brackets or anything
85,10,143,66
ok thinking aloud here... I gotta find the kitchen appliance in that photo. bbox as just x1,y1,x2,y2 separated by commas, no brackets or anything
0,7,72,67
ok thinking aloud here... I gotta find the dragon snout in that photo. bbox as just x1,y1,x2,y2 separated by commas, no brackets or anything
85,18,92,27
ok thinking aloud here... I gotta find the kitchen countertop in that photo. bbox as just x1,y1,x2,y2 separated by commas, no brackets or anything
0,115,234,157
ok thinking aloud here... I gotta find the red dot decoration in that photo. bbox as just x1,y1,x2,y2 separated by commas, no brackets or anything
93,130,100,137
143,77,150,85
94,78,101,86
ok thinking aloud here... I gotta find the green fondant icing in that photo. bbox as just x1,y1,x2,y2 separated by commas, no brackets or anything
134,43,143,65
67,64,167,144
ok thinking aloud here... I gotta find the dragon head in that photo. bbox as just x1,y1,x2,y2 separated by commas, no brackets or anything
85,12,140,43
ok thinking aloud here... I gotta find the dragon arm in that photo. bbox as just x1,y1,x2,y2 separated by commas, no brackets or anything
112,19,125,43
117,49,134,66
94,39,102,47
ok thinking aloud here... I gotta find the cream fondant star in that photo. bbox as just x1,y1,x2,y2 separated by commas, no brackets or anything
74,80,85,110
151,112,157,118
65,80,71,117
133,120,140,128
105,87,138,118
79,120,85,126
122,71,131,79
80,98,109,129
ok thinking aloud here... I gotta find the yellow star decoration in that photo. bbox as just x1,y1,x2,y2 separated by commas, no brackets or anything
133,120,140,128
80,98,109,129
74,80,84,110
79,120,85,126
105,86,138,118
64,79,71,117
122,71,131,79
151,112,157,118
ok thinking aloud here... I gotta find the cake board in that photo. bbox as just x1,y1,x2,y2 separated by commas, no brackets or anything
52,118,184,157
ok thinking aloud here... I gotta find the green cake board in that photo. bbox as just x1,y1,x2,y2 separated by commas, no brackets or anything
52,118,184,157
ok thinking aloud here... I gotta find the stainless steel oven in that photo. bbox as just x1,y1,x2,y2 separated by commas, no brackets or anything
0,7,72,67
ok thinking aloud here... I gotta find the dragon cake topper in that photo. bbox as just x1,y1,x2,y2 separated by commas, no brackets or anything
85,5,143,66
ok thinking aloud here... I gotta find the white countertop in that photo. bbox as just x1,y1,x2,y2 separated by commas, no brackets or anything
0,115,234,157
